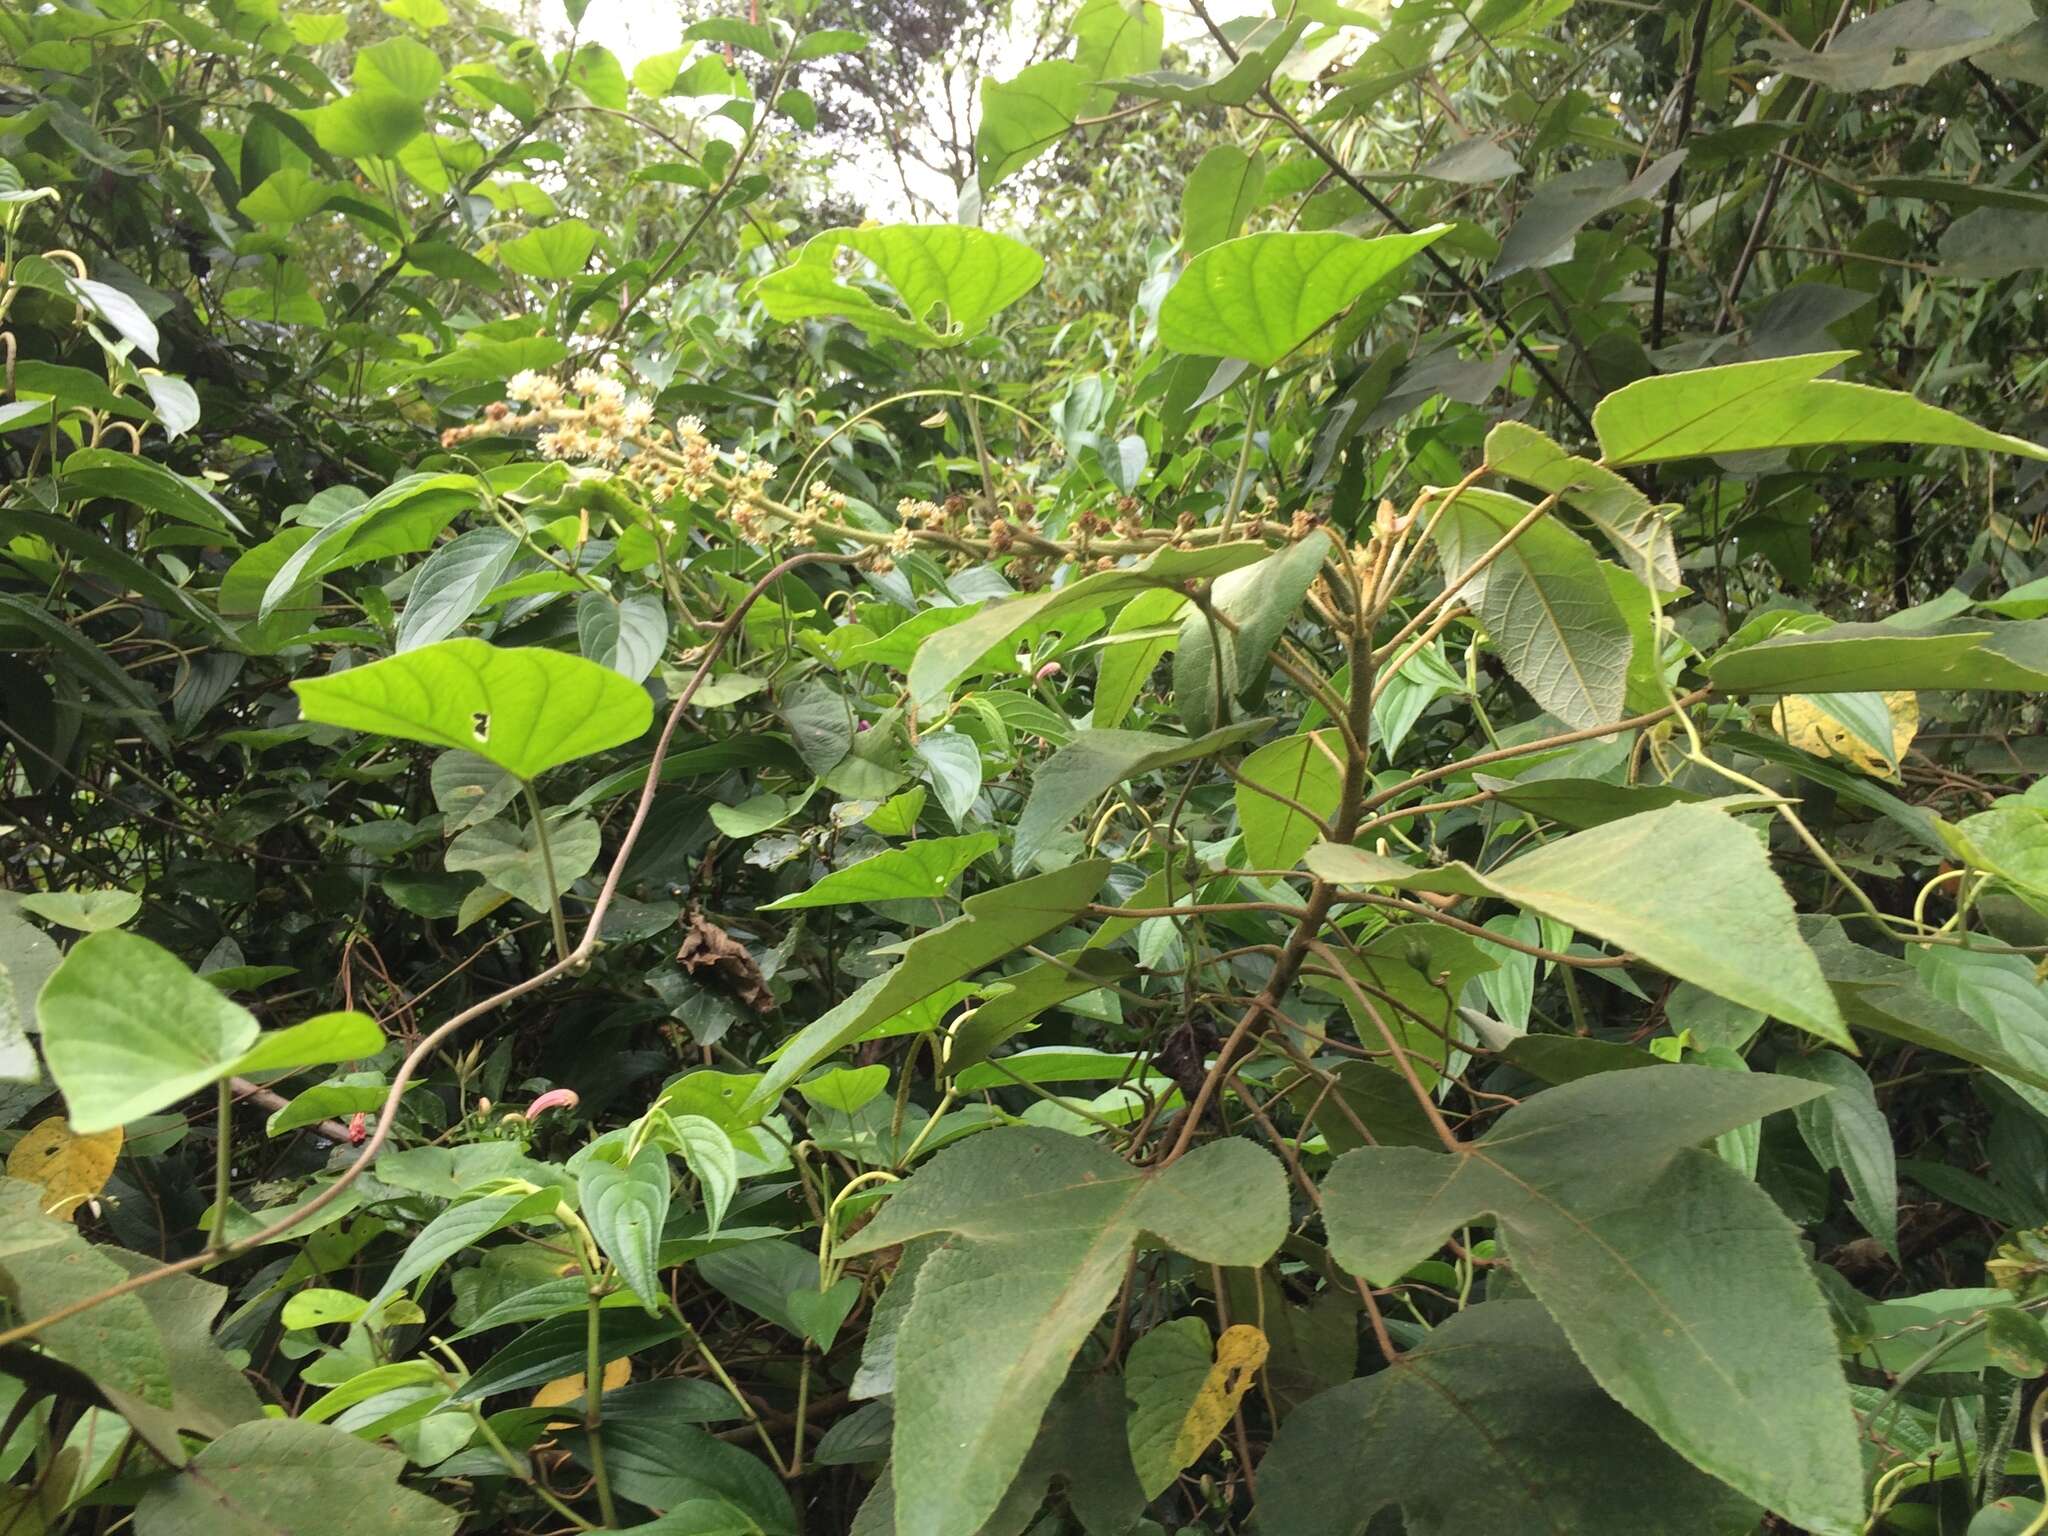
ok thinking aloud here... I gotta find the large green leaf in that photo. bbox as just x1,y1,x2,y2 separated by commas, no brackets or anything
580,1144,671,1312
1428,487,1631,729
1705,619,2048,693
1015,721,1266,873
500,218,599,279
907,540,1269,705
260,473,480,620
743,860,1110,1115
39,931,261,1133
1174,529,1334,732
134,1418,459,1535
761,832,998,910
1235,729,1345,870
294,639,654,779
1484,421,1679,589
1594,352,2048,466
1181,144,1264,257
754,225,1043,346
976,61,1094,192
1158,228,1449,367
1257,1300,1761,1535
1305,803,1848,1046
1321,1067,1862,1533
836,1127,1285,1536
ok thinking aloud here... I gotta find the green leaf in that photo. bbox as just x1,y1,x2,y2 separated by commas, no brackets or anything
908,540,1268,705
976,61,1094,192
261,473,480,618
60,446,243,534
1090,586,1187,728
312,90,426,161
1492,154,1685,280
454,1309,681,1401
396,529,520,650
581,1144,671,1312
1174,529,1334,732
797,1064,889,1113
240,169,332,224
1181,145,1266,257
836,1127,1285,1536
684,17,781,54
1122,1317,1218,1497
16,889,140,932
368,1188,562,1311
1257,1300,1762,1535
355,36,444,100
1305,803,1849,1047
39,931,261,1134
445,814,601,911
266,1081,385,1135
1780,1050,1899,1259
1109,17,1308,106
914,734,983,825
1158,228,1449,367
754,225,1043,347
743,860,1109,1116
791,27,867,60
577,591,667,682
1015,721,1266,873
293,639,654,780
1705,620,2048,694
1594,352,2048,466
1321,1067,1862,1533
229,1011,383,1077
1485,421,1679,589
1428,487,1632,729
1234,729,1344,869
1072,0,1162,87
558,1416,793,1533
648,1113,738,1234
133,1417,459,1535
762,833,998,910
501,218,599,280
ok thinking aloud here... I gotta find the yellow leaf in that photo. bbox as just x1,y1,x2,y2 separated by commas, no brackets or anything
6,1116,122,1221
1171,1323,1269,1470
530,1355,630,1419
1771,691,1918,778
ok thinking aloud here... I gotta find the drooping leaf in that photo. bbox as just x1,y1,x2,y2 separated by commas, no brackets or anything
445,813,601,911
835,1127,1286,1536
39,931,261,1133
1594,352,2048,466
1485,420,1679,589
395,528,520,650
1015,722,1266,873
1174,530,1334,732
1428,486,1632,729
742,861,1109,1114
1321,1067,1861,1534
294,639,654,779
1780,1050,1899,1259
1306,804,1849,1047
133,1418,459,1536
976,61,1095,192
580,1144,672,1312
1159,228,1449,367
1256,1300,1761,1535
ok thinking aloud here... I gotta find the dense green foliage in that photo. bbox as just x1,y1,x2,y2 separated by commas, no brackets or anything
5,0,2048,1532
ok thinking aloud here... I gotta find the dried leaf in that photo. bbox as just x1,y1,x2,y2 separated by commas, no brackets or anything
530,1355,630,1421
7,1115,123,1220
1771,690,1918,778
676,911,775,1016
1174,1324,1267,1469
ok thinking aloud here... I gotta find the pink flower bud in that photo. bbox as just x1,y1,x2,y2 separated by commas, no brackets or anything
1034,661,1063,683
523,1088,580,1121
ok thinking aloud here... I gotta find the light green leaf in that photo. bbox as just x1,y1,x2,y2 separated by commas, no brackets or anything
16,889,140,932
1235,730,1344,869
581,1144,671,1312
1174,529,1334,732
976,61,1094,192
241,169,332,225
914,734,983,825
396,529,519,650
134,1418,459,1535
1108,17,1308,107
1257,1300,1761,1535
1305,803,1849,1046
836,1127,1286,1536
797,1064,889,1113
39,931,261,1134
577,591,667,682
311,90,425,161
1594,352,2048,466
908,541,1267,705
1180,148,1264,258
648,1113,738,1234
229,1012,382,1077
763,833,997,910
1016,722,1266,873
754,225,1043,346
445,814,602,911
1322,1067,1862,1534
262,473,479,619
1158,228,1449,367
367,1188,562,1311
501,219,599,280
1705,620,2048,694
1090,587,1187,728
266,1080,386,1135
743,860,1109,1116
355,36,444,100
1780,1050,1899,1259
294,639,654,779
1485,420,1679,589
1429,487,1631,729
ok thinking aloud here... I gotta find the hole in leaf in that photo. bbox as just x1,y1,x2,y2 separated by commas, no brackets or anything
471,712,490,740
